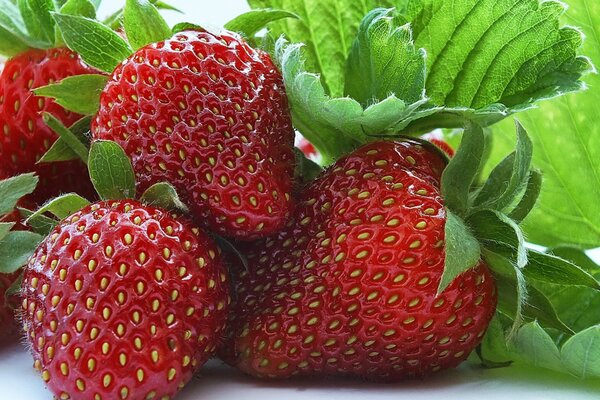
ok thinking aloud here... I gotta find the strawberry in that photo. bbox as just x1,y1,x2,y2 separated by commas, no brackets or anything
92,29,295,240
21,200,230,399
225,140,497,380
0,48,98,204
0,271,20,340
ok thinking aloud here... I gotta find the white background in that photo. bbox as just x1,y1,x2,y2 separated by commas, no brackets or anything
0,1,599,399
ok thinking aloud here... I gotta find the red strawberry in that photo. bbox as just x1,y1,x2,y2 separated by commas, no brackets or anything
226,140,496,380
296,135,320,160
421,132,455,158
21,200,230,399
92,29,295,240
0,48,98,204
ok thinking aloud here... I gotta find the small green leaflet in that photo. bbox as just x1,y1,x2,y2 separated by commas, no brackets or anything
345,8,425,106
0,231,43,274
26,193,90,229
60,0,96,20
124,0,171,50
26,0,56,43
18,207,58,236
43,112,90,163
440,122,485,216
140,182,189,213
39,116,92,163
508,169,542,224
0,222,15,242
438,210,480,294
88,140,136,200
171,22,204,34
0,0,37,55
35,74,108,115
523,250,600,290
474,121,533,211
0,173,38,215
225,9,297,39
53,13,133,73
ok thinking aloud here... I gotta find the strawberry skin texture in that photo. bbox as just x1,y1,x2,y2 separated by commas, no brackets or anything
0,48,98,204
92,30,295,240
21,200,230,399
0,271,20,340
227,141,497,380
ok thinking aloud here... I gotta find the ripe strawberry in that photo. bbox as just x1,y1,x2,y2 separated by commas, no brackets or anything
21,200,230,399
0,48,98,203
92,29,295,240
226,140,496,380
296,135,320,160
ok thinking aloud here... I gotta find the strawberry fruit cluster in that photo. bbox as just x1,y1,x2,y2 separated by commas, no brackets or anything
0,0,597,399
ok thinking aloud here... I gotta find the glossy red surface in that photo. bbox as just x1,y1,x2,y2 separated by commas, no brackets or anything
93,30,295,240
21,200,230,399
0,48,98,204
227,141,496,380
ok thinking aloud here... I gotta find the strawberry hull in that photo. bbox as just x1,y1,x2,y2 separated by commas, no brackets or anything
226,140,497,380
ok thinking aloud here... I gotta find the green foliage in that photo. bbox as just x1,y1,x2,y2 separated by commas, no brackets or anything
124,0,171,49
88,140,137,200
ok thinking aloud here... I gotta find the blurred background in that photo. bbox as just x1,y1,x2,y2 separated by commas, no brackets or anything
100,0,250,27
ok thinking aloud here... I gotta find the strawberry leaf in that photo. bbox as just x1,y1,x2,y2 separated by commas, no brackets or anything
438,209,480,294
140,182,189,213
0,222,15,242
34,74,108,115
88,140,136,200
124,0,171,50
43,112,90,164
0,24,30,56
225,9,298,39
0,0,44,52
440,122,485,216
561,326,600,378
468,210,527,269
510,321,563,371
508,169,542,223
59,0,96,19
474,121,533,212
345,8,425,107
39,116,92,163
171,22,204,34
18,207,57,236
53,13,133,73
26,193,90,230
523,250,600,290
487,0,600,249
26,0,56,44
0,231,43,274
0,173,38,214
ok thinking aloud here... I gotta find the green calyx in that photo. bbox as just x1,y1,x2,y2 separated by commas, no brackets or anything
0,0,102,57
439,121,600,345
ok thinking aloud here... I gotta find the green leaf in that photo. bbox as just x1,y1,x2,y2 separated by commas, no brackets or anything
0,25,30,56
153,1,180,12
124,0,171,50
88,140,136,200
441,122,485,216
468,210,527,269
26,193,90,229
39,116,92,163
60,0,96,18
225,9,298,38
171,22,204,34
561,326,600,379
508,169,542,223
140,182,188,213
524,250,600,290
43,112,89,164
90,0,100,8
0,222,15,242
510,321,563,372
53,13,133,73
26,0,57,43
275,38,433,164
345,8,425,107
18,207,57,236
474,121,533,212
0,231,43,274
0,0,41,53
0,173,38,215
18,0,44,43
294,148,323,184
34,74,108,115
249,0,395,98
487,0,600,249
438,209,480,293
